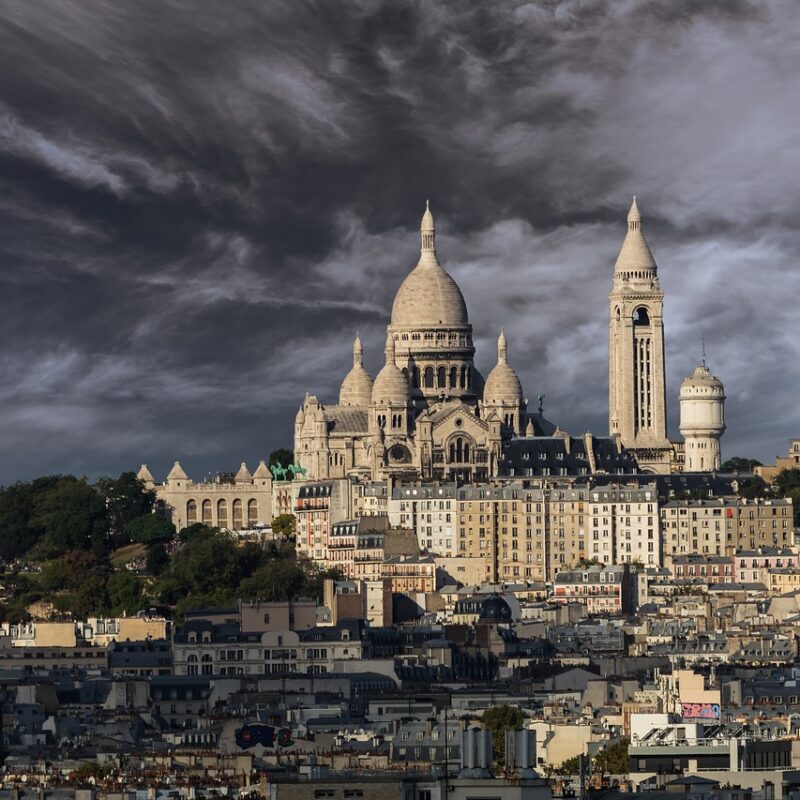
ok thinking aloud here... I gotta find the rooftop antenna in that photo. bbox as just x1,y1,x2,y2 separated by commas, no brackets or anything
702,335,707,367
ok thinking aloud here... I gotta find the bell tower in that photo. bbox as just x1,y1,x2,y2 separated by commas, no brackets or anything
609,197,672,472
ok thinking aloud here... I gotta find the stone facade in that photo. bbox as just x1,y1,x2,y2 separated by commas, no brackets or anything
295,204,530,484
680,363,726,472
140,461,272,532
608,198,673,473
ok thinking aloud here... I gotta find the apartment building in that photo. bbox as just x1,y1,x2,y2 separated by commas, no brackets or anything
552,564,633,614
294,480,352,564
660,498,794,565
588,483,660,567
389,482,458,556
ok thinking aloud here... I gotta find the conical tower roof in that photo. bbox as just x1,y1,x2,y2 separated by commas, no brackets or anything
235,462,252,482
614,196,657,277
137,464,155,483
253,460,271,479
167,461,188,481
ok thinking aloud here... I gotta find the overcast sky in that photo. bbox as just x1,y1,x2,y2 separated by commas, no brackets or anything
0,0,797,483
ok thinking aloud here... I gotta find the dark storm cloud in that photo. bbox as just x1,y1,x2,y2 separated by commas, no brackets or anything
0,0,797,482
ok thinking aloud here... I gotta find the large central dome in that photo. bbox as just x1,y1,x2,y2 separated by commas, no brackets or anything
390,202,469,328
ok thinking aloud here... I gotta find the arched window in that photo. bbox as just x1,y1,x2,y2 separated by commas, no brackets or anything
466,367,471,388
413,367,420,388
633,307,650,326
217,499,228,528
450,366,458,388
232,499,243,529
424,367,434,388
437,367,446,388
460,366,467,389
202,499,212,526
187,500,197,525
463,442,470,461
247,499,258,526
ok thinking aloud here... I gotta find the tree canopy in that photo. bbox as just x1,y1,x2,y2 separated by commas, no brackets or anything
482,704,525,767
722,456,763,471
269,448,294,468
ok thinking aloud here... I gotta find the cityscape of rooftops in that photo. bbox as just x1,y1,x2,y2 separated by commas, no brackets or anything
1,3,799,800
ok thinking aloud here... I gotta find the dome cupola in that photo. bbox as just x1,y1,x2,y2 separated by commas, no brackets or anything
339,334,374,406
483,329,523,404
390,202,469,328
372,331,410,404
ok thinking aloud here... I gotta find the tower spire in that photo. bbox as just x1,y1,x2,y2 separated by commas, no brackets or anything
702,334,706,368
384,328,395,362
498,329,507,365
353,333,363,366
420,200,435,254
628,195,641,231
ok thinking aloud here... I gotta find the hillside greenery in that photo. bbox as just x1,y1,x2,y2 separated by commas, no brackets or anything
0,471,333,623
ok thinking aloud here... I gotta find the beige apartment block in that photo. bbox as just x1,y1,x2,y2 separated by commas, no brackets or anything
545,486,588,580
140,461,272,532
661,497,794,563
588,483,660,567
608,198,673,474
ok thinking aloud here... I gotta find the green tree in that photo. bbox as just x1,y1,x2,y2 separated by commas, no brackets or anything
272,513,296,540
774,468,800,525
722,457,762,472
107,569,142,615
482,704,525,767
737,477,769,500
555,755,580,775
0,475,64,560
269,448,294,469
594,738,630,775
98,471,156,540
145,543,170,576
238,559,306,602
127,514,175,544
31,477,108,555
157,527,241,605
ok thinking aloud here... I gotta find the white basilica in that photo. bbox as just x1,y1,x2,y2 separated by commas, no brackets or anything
295,199,729,481
294,203,543,483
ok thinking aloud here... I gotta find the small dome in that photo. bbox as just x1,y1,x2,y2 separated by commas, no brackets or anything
680,365,724,394
339,334,374,406
483,330,523,404
479,594,512,622
390,203,469,328
372,332,410,404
